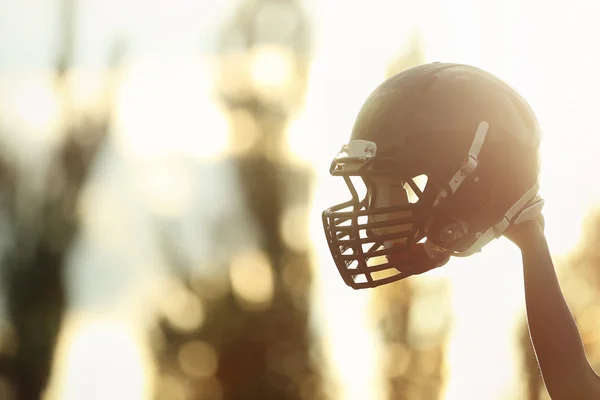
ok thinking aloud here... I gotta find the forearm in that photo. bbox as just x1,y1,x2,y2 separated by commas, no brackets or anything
520,224,595,390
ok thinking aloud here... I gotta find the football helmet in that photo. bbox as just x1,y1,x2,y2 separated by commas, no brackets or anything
322,63,545,289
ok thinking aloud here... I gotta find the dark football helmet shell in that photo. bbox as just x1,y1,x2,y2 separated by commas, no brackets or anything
322,63,544,289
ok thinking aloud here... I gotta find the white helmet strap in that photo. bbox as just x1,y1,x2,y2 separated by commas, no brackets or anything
433,121,489,206
455,183,544,257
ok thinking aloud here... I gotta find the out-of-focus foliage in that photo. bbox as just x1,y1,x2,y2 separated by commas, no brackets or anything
0,113,110,400
0,0,118,397
373,279,451,400
149,1,325,399
385,34,425,78
564,210,600,373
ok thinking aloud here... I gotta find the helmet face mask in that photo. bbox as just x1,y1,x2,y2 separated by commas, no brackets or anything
322,63,545,289
322,176,436,288
323,123,492,289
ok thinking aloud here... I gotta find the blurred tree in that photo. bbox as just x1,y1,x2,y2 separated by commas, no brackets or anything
385,34,425,79
151,0,323,399
567,211,600,373
0,0,119,398
519,210,600,400
371,35,451,400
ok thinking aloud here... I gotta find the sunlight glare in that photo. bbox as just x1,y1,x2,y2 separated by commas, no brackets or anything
0,72,60,139
250,45,294,89
49,315,153,400
230,249,275,311
114,59,230,160
443,241,526,400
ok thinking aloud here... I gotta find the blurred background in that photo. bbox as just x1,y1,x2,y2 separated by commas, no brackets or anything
0,0,599,399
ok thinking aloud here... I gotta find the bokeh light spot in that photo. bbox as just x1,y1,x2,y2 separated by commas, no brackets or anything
178,341,219,378
230,249,274,311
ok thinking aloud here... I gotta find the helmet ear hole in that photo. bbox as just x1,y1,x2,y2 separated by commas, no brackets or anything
426,214,469,249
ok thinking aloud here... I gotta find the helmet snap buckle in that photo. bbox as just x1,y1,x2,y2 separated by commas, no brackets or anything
460,155,478,175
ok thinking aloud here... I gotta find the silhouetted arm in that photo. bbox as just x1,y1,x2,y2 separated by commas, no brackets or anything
506,219,600,399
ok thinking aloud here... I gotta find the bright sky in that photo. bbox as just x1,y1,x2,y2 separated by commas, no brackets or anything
1,0,600,399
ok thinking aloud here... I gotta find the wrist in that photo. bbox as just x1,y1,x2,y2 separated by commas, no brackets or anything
505,219,546,252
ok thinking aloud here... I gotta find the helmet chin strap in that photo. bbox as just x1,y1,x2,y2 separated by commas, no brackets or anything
381,119,543,274
421,120,488,257
429,120,544,257
380,122,491,255
455,184,544,257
